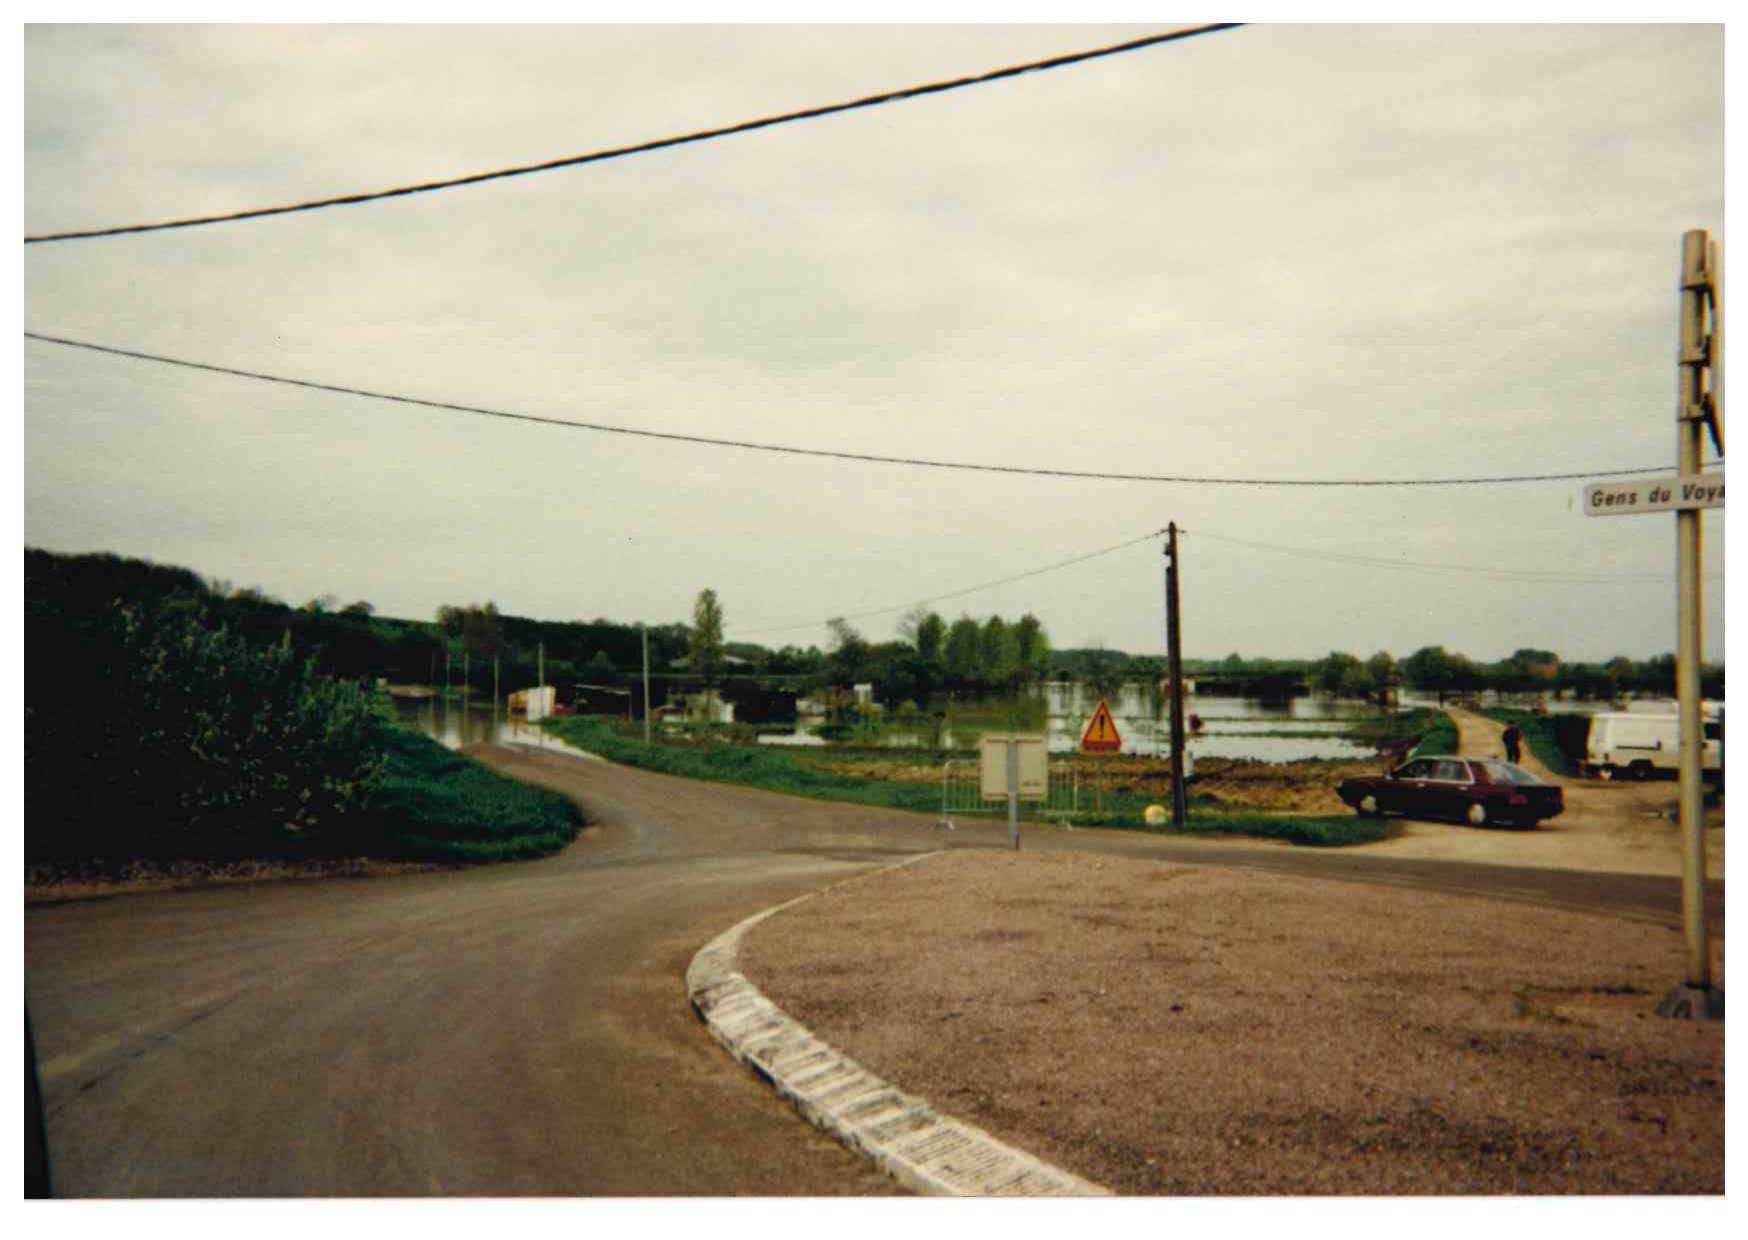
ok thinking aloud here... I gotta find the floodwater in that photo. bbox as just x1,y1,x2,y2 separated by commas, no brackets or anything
399,684,1660,767
757,683,1387,763
391,695,603,761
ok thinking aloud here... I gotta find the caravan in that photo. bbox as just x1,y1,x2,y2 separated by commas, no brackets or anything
1583,705,1722,780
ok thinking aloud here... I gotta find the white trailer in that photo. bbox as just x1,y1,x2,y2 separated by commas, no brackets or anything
1584,706,1721,780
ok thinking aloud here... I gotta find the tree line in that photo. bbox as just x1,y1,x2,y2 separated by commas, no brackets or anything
26,551,1722,713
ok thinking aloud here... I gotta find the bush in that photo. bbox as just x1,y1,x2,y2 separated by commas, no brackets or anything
28,599,387,860
356,727,583,862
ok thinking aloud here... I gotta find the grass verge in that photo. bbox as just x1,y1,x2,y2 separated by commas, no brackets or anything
1401,709,1459,758
358,726,584,862
26,725,585,884
1479,709,1583,777
547,717,1398,846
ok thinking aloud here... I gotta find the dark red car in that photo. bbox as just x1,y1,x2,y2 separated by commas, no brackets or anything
1337,755,1563,827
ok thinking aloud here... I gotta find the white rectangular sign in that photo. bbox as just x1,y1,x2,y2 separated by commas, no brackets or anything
979,734,1048,801
1582,475,1724,516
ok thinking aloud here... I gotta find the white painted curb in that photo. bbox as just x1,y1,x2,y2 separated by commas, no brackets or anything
687,853,1110,1197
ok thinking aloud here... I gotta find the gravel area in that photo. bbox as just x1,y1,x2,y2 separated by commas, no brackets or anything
739,849,1724,1195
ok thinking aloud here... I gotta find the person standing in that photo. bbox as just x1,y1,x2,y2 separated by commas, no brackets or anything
1502,723,1523,764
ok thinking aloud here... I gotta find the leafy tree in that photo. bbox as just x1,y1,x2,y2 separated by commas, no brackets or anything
1403,646,1457,695
980,615,1019,692
915,611,946,668
1081,641,1128,700
1317,652,1362,695
944,615,983,689
689,588,725,688
825,617,872,687
27,599,385,859
461,602,502,662
1013,613,1051,684
1338,662,1377,698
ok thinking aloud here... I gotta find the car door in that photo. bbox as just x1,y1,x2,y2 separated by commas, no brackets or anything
1426,758,1476,820
1385,758,1437,815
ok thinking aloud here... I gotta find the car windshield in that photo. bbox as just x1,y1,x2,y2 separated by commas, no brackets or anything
1476,760,1545,786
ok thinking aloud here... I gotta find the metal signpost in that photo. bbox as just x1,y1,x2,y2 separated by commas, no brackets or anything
1583,230,1724,1019
979,733,1047,850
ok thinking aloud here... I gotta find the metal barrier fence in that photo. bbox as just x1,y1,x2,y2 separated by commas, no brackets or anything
935,760,1081,830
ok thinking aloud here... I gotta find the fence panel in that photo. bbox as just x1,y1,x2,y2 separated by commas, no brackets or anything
936,761,1080,828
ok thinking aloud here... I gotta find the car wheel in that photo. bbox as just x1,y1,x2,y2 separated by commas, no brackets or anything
1630,761,1654,781
1465,801,1488,827
1359,793,1380,816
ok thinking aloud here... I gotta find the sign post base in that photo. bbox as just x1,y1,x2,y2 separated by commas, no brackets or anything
1655,984,1724,1021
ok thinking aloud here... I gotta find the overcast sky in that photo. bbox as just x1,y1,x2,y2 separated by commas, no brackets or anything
20,21,1727,664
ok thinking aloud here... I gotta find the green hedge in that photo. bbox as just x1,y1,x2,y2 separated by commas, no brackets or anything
27,591,582,866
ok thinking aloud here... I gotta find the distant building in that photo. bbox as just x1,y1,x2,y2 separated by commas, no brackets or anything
508,685,557,721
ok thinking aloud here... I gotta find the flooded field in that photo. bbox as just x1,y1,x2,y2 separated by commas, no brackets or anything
757,683,1390,763
396,683,1665,767
390,695,602,761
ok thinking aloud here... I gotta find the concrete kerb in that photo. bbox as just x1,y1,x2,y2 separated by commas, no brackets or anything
685,850,1110,1198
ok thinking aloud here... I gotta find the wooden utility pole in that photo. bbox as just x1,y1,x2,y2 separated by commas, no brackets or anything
1658,229,1724,1019
642,624,652,744
1165,523,1189,828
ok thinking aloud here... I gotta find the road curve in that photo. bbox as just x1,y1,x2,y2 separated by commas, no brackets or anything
23,744,1721,1196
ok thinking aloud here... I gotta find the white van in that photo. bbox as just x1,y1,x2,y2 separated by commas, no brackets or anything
1584,706,1722,780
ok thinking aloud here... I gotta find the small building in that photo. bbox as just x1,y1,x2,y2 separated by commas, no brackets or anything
508,685,558,722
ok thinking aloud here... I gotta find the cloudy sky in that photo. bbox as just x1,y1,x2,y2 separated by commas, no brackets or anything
20,20,1726,664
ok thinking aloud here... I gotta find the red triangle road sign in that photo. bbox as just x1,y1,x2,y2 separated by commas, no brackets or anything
1080,699,1122,753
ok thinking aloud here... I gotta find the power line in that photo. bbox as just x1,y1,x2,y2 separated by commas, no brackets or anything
1184,526,1725,584
23,331,1694,487
24,25,1243,245
728,528,1165,638
729,517,1710,643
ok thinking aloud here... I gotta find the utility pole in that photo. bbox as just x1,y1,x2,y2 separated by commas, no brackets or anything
538,641,546,691
642,624,652,744
1658,230,1725,1020
1165,523,1189,828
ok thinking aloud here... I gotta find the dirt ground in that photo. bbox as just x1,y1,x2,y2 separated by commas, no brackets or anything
738,849,1725,1195
1344,708,1726,878
739,707,1726,1195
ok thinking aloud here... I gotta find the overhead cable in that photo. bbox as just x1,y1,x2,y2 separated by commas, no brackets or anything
729,519,1716,642
24,25,1242,244
727,528,1165,638
22,331,1694,488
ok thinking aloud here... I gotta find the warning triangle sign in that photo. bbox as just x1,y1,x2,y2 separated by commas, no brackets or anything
1080,699,1122,753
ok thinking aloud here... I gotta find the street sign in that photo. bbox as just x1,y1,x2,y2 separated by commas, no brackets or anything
1583,475,1724,516
1080,700,1122,753
979,733,1048,800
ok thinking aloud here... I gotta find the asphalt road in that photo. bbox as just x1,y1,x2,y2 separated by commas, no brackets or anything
23,744,1723,1197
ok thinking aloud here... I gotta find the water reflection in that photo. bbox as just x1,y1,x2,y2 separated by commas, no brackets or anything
390,695,602,761
754,683,1391,762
